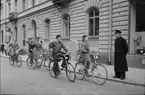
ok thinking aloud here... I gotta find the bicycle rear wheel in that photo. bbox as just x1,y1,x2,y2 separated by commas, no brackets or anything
66,62,76,82
92,64,108,85
27,57,37,70
75,63,85,80
16,56,22,67
44,58,50,70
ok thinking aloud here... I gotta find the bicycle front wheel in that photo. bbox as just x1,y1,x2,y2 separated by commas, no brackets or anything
27,57,37,70
92,64,108,85
16,56,22,67
48,61,58,78
66,62,76,82
75,63,85,80
9,56,14,66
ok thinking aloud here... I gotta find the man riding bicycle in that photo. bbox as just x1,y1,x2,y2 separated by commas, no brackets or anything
8,39,20,61
49,35,68,76
79,35,91,76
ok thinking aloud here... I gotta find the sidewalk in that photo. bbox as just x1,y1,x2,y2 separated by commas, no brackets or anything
0,53,145,87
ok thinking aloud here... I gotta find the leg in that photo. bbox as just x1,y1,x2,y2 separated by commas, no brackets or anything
120,72,125,80
53,54,60,75
114,72,120,78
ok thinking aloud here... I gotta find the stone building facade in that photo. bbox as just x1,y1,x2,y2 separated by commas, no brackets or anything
1,0,145,67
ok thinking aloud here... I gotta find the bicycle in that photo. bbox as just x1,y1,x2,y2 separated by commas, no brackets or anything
75,50,108,85
8,48,22,67
26,43,50,70
48,52,76,82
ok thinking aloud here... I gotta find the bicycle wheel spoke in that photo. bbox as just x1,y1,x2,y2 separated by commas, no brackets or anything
75,63,85,80
66,63,76,82
92,64,108,85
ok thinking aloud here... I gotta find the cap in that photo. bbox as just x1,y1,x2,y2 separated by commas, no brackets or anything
115,30,122,34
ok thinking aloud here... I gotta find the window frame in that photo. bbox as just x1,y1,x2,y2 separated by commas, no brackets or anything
62,14,70,38
44,18,50,40
22,0,26,11
88,7,99,37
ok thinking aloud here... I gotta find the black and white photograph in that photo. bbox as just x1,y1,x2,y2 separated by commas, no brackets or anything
0,0,145,94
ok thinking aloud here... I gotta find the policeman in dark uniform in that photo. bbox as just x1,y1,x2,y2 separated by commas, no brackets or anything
114,30,128,80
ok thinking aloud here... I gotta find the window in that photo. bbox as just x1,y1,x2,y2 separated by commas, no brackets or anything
1,5,3,19
62,14,70,37
32,0,35,7
15,27,17,41
45,19,50,40
8,2,11,14
88,8,99,36
15,0,17,12
23,0,25,11
22,25,26,46
1,30,4,43
136,2,145,32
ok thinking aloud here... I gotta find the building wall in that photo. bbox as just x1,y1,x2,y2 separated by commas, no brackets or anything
0,0,131,64
111,0,129,64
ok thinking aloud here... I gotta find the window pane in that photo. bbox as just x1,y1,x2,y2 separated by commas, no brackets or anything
89,11,94,17
95,10,99,16
136,3,145,32
95,18,99,35
89,19,93,36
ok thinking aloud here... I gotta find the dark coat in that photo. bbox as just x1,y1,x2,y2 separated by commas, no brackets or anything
114,37,128,72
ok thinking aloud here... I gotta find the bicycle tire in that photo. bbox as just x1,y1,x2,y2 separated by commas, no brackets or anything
16,56,22,67
44,58,50,70
75,63,85,80
66,62,76,82
27,57,37,70
92,64,108,85
48,61,58,78
9,56,14,66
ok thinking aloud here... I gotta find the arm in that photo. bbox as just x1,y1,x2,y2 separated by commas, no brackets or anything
61,42,68,53
49,41,55,49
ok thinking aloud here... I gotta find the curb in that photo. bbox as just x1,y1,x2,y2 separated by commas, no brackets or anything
0,55,145,87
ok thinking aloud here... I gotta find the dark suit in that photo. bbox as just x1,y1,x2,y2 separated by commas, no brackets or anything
114,37,128,79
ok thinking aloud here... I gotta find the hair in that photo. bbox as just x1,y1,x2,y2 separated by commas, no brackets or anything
56,35,61,39
82,35,87,41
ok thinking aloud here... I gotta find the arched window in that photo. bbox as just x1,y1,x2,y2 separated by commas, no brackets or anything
15,0,17,12
31,20,37,40
45,18,50,40
15,27,17,41
1,30,4,44
22,0,25,11
62,14,70,37
8,2,11,14
22,25,26,46
88,7,99,36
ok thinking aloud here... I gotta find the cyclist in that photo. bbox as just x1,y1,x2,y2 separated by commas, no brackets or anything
79,35,91,76
8,39,20,62
49,35,68,76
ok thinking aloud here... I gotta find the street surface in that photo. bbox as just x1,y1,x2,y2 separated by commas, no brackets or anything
1,57,145,95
